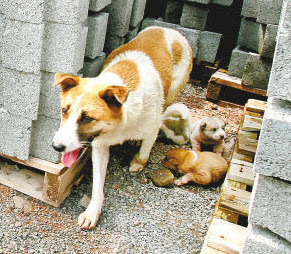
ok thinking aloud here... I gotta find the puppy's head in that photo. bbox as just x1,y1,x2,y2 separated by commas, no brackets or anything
52,73,128,161
162,148,189,170
200,117,226,141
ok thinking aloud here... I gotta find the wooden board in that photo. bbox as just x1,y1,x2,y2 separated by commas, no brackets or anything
237,135,258,154
241,115,262,132
201,218,246,254
245,99,267,114
228,159,254,186
218,186,251,217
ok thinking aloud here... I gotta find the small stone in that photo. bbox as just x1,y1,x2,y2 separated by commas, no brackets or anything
211,105,218,110
147,169,174,187
13,196,33,213
79,194,91,208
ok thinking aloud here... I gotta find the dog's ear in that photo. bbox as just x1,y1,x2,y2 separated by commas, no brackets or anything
201,122,207,131
99,86,129,108
53,73,81,92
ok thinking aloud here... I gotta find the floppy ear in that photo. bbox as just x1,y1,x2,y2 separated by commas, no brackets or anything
99,86,129,108
201,122,207,131
53,73,81,92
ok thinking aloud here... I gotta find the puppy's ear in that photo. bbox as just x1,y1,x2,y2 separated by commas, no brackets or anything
99,86,129,108
201,122,207,131
53,73,81,92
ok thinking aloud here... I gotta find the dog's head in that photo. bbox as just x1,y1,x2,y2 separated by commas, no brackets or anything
162,148,189,170
200,117,226,141
52,73,129,166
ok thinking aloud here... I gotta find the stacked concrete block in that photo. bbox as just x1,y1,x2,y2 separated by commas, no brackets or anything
89,0,112,12
83,52,106,78
164,0,184,24
242,2,291,253
130,0,147,27
228,0,282,90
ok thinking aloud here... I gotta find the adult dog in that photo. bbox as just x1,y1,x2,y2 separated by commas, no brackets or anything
52,26,192,229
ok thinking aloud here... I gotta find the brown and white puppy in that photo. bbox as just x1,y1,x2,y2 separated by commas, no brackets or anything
52,26,192,229
162,148,228,186
190,116,226,155
161,103,192,145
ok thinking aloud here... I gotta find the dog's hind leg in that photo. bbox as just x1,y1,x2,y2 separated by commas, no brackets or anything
174,170,212,186
129,132,159,173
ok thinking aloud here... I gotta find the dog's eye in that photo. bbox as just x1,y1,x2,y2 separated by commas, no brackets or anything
212,128,217,132
79,114,94,124
61,108,67,117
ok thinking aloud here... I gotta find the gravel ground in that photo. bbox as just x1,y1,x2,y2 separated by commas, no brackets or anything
0,83,243,254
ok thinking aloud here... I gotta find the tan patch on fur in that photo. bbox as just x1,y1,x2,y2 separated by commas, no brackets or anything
104,60,140,90
171,40,183,65
104,27,172,98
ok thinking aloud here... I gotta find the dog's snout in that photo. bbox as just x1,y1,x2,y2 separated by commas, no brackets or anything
52,142,66,152
220,134,225,140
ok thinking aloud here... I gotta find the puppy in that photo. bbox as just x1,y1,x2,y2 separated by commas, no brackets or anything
190,116,226,155
162,148,228,186
160,103,192,145
52,26,192,229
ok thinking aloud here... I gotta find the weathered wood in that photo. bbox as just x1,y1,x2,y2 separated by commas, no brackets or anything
237,134,258,154
241,115,262,132
206,82,222,100
0,152,64,176
228,159,254,186
218,100,244,109
206,218,246,254
245,99,267,114
239,130,258,140
219,185,251,217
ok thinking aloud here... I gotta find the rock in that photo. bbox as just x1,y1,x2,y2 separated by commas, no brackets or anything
13,196,33,213
147,169,174,187
79,194,91,208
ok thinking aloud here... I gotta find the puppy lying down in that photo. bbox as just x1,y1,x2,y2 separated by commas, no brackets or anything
162,148,228,186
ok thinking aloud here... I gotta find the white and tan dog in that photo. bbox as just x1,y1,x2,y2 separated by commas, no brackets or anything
190,116,226,155
52,26,192,229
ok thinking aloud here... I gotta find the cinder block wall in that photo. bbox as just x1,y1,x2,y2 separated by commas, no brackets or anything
241,0,291,252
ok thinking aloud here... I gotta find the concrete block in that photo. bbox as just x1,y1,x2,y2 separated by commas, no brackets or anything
249,174,291,242
241,224,291,254
38,72,62,120
89,0,111,12
30,116,60,163
164,0,183,24
141,18,201,58
44,0,90,25
261,24,278,59
2,0,44,24
104,34,126,53
228,46,249,78
237,18,264,54
212,0,233,6
0,14,7,62
257,0,283,25
0,64,3,106
278,0,291,34
105,0,134,37
41,23,88,74
241,0,260,18
130,0,147,27
2,19,44,74
180,2,209,30
125,25,140,43
0,108,32,160
85,12,109,59
254,98,291,181
83,52,106,77
196,31,222,63
268,34,291,101
242,53,272,90
3,68,41,120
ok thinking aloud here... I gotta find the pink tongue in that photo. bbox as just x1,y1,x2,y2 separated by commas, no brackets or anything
61,148,82,167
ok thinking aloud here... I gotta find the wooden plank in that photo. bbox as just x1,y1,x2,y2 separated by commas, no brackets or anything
239,130,258,140
232,151,253,163
206,218,246,254
228,160,254,186
0,152,65,176
213,205,239,224
206,82,222,101
219,186,251,217
237,135,258,154
226,179,247,190
218,100,244,109
245,99,267,114
210,71,267,97
241,115,262,132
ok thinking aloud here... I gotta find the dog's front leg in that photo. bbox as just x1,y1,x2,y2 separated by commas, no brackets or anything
213,140,225,155
78,143,109,230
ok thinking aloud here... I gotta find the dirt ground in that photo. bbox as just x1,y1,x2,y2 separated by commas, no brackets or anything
0,82,243,253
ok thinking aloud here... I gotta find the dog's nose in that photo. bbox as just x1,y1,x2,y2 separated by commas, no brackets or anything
220,134,225,140
52,142,66,152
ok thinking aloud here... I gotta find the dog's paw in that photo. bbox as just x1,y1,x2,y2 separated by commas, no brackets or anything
174,179,183,186
78,205,101,230
129,163,144,174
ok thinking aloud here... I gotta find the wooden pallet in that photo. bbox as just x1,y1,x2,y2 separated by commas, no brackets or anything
201,99,266,253
206,70,267,105
0,148,91,207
